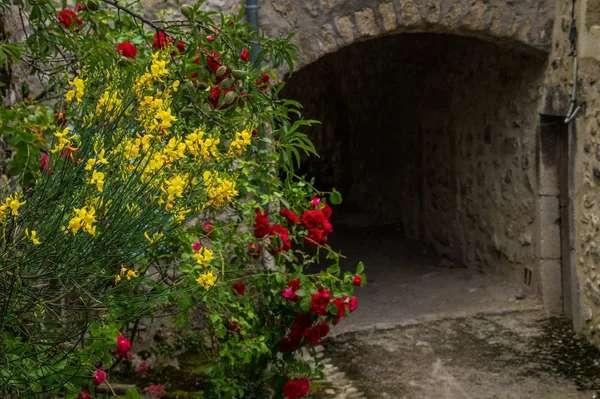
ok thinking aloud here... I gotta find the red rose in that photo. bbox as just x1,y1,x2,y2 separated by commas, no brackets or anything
311,287,331,316
114,334,131,357
304,228,327,246
352,275,363,286
304,326,321,345
92,367,107,386
279,337,299,352
300,209,327,230
322,203,332,219
332,297,346,325
311,197,321,208
78,389,91,399
317,321,330,338
116,42,137,58
254,208,271,238
279,209,299,225
240,48,249,61
152,32,172,49
288,278,301,292
76,3,83,11
58,9,82,28
249,242,261,259
287,324,304,342
270,224,292,252
283,378,310,399
175,41,185,54
232,282,246,296
349,296,358,313
295,312,313,329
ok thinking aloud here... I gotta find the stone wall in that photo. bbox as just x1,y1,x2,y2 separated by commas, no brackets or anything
283,33,546,285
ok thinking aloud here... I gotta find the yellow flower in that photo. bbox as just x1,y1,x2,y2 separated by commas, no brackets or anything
172,80,180,92
203,171,238,208
126,270,138,280
6,193,26,216
68,206,97,235
96,89,123,116
51,127,77,154
193,247,214,267
162,174,187,202
67,76,87,102
115,274,122,283
163,138,186,162
120,266,127,276
227,128,253,158
196,271,217,290
25,228,41,245
144,231,163,244
85,149,109,171
65,90,75,102
89,170,105,193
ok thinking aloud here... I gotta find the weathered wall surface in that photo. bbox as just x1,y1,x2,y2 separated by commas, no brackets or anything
283,33,546,285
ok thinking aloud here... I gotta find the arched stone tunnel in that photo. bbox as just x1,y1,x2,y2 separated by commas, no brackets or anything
282,32,553,329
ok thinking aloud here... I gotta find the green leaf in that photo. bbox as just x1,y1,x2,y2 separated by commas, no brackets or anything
326,303,338,315
299,296,311,313
356,261,364,275
330,189,342,205
126,388,142,399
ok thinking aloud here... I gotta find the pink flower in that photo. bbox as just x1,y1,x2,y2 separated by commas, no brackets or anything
114,334,131,357
281,288,300,302
40,154,50,174
240,48,249,61
311,197,321,208
206,35,215,41
349,296,358,313
203,221,213,235
192,241,201,253
352,275,363,286
145,384,165,397
135,361,149,376
92,367,107,386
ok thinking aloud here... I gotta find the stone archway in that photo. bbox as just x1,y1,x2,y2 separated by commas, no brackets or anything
257,0,555,74
282,31,551,323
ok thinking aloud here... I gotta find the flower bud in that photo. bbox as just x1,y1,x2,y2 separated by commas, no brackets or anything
181,5,193,19
215,65,227,77
223,91,237,105
231,69,246,80
86,0,99,11
219,78,232,90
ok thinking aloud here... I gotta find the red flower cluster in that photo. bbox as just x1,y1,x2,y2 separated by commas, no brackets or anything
281,278,301,302
254,208,271,238
114,334,131,357
283,378,310,399
117,42,137,58
271,224,292,252
311,286,331,316
145,384,166,397
232,282,246,296
301,199,333,247
58,9,83,29
279,208,299,225
135,361,149,376
78,389,91,399
240,48,249,61
256,72,270,91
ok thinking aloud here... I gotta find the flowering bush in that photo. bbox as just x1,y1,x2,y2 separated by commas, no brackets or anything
0,0,365,397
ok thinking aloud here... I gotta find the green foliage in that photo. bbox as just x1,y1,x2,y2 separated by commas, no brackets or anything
0,1,366,398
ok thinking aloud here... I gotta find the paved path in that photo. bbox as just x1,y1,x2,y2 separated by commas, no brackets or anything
309,226,600,399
